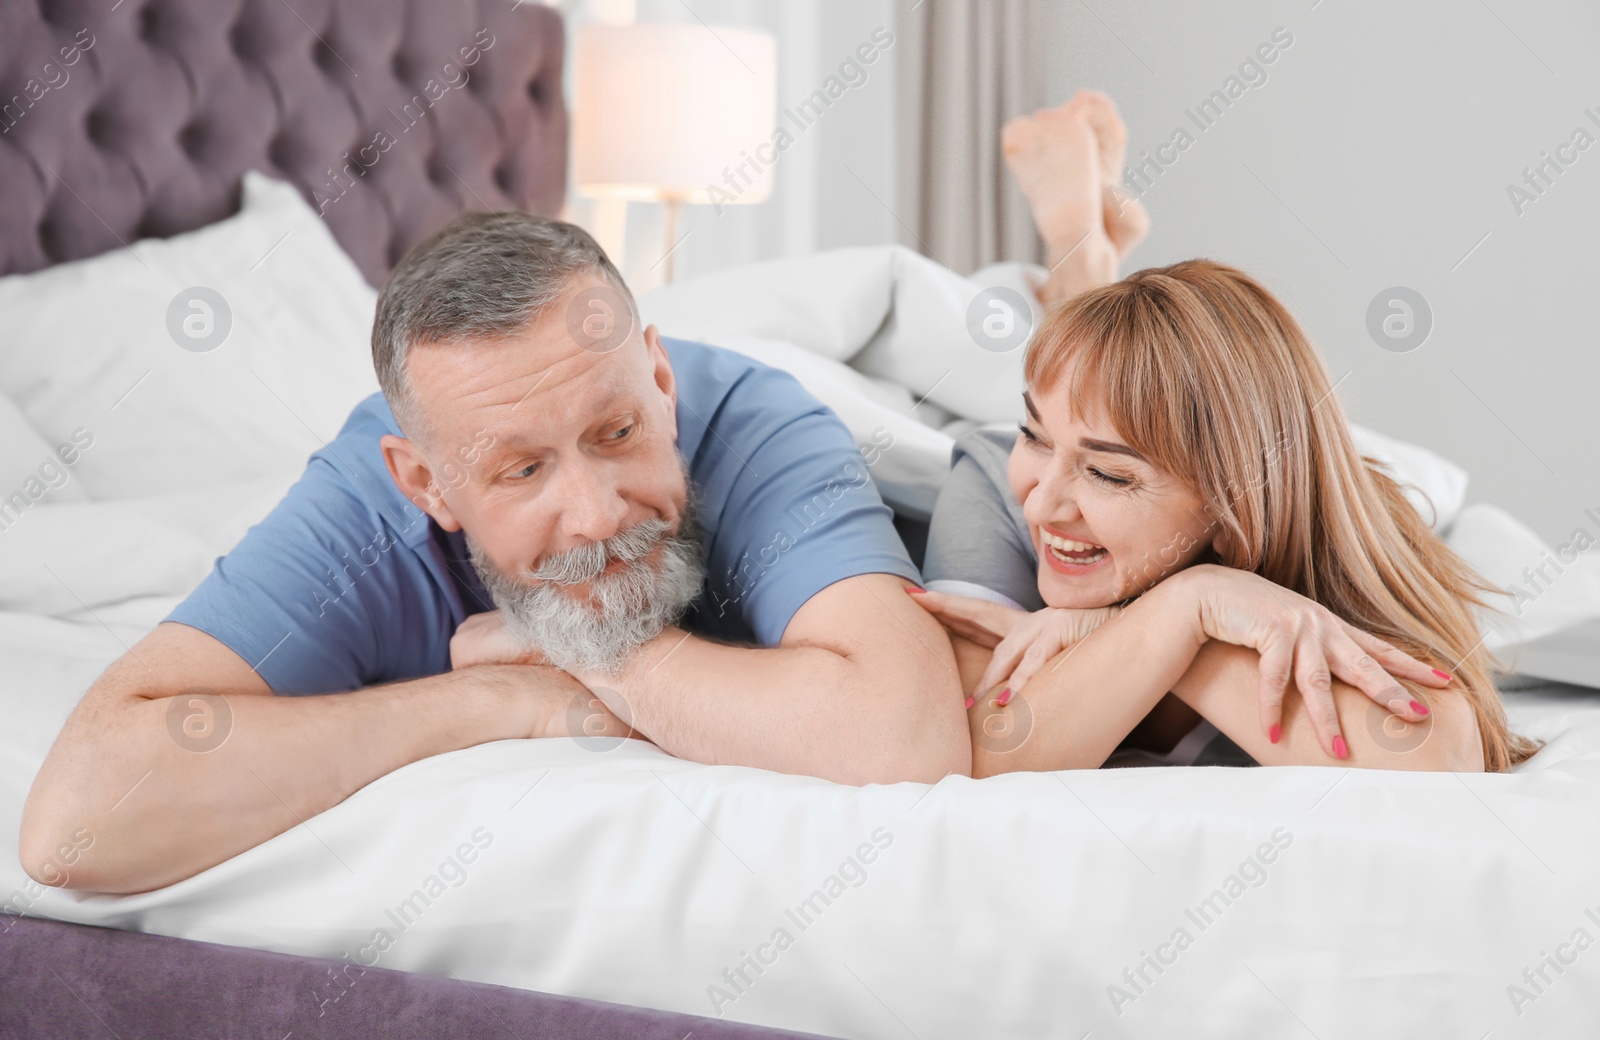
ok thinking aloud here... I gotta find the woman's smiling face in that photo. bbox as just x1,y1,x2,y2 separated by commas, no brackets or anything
1008,377,1219,609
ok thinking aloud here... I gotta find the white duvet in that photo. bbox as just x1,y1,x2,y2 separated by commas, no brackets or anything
4,181,1600,1037
2,548,1599,1038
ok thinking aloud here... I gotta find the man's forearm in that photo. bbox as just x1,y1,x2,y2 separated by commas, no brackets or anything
592,627,967,786
21,664,564,894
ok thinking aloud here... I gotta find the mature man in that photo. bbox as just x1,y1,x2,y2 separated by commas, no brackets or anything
21,214,969,894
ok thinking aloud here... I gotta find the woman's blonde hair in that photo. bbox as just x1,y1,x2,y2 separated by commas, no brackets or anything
1025,258,1540,771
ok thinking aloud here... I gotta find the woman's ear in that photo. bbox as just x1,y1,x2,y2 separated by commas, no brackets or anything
1208,522,1234,563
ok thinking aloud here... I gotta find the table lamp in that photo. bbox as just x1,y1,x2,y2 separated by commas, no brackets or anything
574,22,777,282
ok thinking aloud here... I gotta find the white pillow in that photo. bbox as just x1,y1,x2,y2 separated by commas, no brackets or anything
708,336,956,520
851,254,1037,424
1349,423,1468,531
0,473,300,616
638,247,896,364
0,172,380,499
0,391,90,509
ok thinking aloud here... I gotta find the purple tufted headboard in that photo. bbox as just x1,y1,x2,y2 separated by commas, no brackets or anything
0,0,568,286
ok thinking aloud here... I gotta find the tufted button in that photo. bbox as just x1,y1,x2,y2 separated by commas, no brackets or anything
85,108,117,149
493,164,514,194
38,3,75,29
527,80,544,105
37,215,60,263
228,21,256,61
267,133,296,171
386,235,407,270
426,153,452,188
178,120,207,159
313,40,342,74
391,53,410,83
133,214,168,241
138,5,160,42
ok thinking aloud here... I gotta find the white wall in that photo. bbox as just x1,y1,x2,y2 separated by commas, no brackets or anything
1045,0,1600,547
554,0,1598,546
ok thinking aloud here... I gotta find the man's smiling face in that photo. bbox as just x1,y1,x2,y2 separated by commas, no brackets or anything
400,271,688,584
381,272,704,672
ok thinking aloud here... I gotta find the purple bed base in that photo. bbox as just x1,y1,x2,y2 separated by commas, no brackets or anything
0,915,841,1039
0,1,843,1035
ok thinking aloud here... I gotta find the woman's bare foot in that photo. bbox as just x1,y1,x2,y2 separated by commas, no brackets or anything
1001,93,1119,307
1077,90,1150,262
1002,94,1105,258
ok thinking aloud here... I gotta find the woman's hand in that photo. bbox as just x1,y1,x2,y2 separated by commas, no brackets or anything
905,589,1026,650
908,589,1121,700
1168,564,1453,758
973,605,1123,702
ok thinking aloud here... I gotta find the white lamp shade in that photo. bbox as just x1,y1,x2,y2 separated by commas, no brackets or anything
574,23,777,205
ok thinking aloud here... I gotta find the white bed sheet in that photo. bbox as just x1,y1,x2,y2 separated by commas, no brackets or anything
2,483,1600,1039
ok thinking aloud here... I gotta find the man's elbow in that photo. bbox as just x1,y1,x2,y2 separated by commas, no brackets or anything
17,805,96,891
19,769,132,892
19,810,163,894
834,744,968,786
844,701,972,785
890,743,971,784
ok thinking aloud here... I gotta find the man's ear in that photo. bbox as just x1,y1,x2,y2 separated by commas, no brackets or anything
380,433,462,532
643,324,677,439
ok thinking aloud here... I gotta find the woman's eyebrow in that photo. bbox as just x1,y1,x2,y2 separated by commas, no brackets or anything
1022,391,1041,420
1079,437,1147,462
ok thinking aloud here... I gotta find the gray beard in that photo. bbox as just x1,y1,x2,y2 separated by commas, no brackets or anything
465,483,706,677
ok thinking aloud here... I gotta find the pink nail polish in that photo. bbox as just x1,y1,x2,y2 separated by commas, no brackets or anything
1269,724,1281,744
1333,735,1349,759
963,696,975,709
995,688,1013,706
906,586,926,595
1432,669,1451,682
1409,700,1430,716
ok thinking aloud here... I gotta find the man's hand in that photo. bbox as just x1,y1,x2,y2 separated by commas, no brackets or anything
535,666,643,743
450,614,642,745
450,610,547,670
551,575,970,785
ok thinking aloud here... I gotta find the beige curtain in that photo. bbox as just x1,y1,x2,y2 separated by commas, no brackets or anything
894,0,1050,274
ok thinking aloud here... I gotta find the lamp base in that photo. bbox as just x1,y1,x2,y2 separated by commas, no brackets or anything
659,196,683,284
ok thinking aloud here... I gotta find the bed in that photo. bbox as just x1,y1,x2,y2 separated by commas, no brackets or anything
4,2,1600,1039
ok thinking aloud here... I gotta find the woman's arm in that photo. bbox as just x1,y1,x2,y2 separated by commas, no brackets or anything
962,633,1481,775
1170,642,1484,771
960,578,1207,775
943,565,1461,775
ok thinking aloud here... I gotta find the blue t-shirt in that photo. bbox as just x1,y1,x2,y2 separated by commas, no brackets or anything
166,338,920,695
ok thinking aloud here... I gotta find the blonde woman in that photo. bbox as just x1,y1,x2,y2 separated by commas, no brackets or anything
912,258,1540,774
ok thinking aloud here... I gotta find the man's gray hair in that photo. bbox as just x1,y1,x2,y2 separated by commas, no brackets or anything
371,211,634,440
